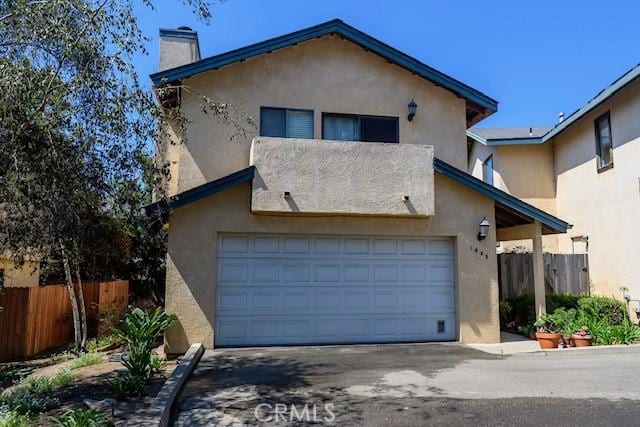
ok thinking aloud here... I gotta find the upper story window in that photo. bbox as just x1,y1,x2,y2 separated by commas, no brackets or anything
322,113,399,143
260,107,314,139
482,155,494,186
594,111,613,171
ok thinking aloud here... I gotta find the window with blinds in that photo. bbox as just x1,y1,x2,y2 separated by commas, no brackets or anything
322,113,399,143
260,107,314,139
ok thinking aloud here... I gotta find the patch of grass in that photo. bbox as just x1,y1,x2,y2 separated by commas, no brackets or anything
19,376,53,394
51,369,75,389
50,408,112,427
85,335,122,352
0,409,30,427
69,353,104,370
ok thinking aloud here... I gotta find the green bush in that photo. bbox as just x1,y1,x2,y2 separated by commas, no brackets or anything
51,408,112,427
112,307,174,381
51,370,75,389
0,409,29,427
19,376,53,394
508,293,581,326
577,296,627,326
69,353,104,370
0,387,58,416
109,373,146,400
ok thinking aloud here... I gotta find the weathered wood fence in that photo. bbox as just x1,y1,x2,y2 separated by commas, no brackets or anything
0,280,128,361
498,253,589,299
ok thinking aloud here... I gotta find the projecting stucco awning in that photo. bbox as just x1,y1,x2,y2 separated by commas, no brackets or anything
145,158,571,235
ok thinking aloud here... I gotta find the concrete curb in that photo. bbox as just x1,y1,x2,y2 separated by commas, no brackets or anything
511,343,640,357
137,343,204,426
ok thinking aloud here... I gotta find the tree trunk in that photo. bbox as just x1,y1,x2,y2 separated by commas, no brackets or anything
60,242,82,352
75,267,88,350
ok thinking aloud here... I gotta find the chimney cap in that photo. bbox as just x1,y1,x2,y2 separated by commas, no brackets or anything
177,25,194,31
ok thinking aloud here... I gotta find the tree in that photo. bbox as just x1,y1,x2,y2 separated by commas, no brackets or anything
0,0,213,351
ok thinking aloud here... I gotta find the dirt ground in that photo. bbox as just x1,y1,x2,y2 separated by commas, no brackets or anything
0,345,176,426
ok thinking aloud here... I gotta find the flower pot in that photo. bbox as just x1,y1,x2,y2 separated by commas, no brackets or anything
535,332,561,349
572,334,593,347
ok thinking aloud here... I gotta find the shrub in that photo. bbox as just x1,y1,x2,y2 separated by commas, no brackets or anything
0,387,58,416
19,376,53,394
69,353,104,370
109,374,146,400
0,409,29,427
611,320,640,345
577,296,627,326
51,408,112,427
112,307,174,381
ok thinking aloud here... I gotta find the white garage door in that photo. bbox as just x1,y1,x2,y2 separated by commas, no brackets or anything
215,234,456,346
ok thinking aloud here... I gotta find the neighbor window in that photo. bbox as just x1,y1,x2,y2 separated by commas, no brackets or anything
260,107,314,139
594,112,613,170
322,113,399,143
482,155,494,185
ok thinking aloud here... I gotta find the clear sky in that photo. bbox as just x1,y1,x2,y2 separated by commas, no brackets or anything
134,0,640,128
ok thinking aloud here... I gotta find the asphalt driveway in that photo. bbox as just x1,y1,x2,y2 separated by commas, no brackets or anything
174,343,640,426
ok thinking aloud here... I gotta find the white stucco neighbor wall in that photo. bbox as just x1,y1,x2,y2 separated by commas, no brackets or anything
250,137,435,217
553,78,640,300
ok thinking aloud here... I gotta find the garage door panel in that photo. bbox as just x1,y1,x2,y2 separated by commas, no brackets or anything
216,234,456,346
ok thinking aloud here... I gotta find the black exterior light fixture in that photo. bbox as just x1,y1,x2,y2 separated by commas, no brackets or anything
407,99,417,121
477,217,490,241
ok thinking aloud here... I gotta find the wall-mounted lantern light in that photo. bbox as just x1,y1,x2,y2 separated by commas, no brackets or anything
407,99,417,121
477,217,490,241
402,195,410,202
283,191,291,199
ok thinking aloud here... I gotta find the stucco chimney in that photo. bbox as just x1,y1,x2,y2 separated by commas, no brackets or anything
558,112,565,123
159,26,200,72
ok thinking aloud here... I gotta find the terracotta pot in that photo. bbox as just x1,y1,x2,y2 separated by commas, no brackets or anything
572,335,593,347
536,332,562,349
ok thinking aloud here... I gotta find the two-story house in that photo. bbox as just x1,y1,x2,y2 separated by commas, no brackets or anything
148,20,569,353
468,63,640,301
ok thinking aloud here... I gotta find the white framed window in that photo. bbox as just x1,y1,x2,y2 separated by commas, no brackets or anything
482,155,494,185
594,111,613,171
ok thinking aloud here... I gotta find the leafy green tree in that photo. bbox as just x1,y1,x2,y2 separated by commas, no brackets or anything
0,0,214,350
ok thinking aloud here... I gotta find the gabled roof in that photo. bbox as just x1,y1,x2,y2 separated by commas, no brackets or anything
542,62,640,142
468,62,640,146
151,19,497,124
144,160,570,234
433,158,570,234
467,127,551,146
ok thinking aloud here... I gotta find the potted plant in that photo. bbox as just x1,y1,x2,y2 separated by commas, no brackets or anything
534,313,562,349
518,322,536,340
572,325,593,347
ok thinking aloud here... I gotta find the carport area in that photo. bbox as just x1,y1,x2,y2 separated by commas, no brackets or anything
173,343,640,426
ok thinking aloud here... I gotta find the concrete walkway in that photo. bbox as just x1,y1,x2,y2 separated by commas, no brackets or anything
466,331,540,355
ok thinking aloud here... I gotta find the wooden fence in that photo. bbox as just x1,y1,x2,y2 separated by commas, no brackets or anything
0,280,128,362
498,253,589,300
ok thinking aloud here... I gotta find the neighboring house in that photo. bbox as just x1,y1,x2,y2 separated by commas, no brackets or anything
148,20,569,353
468,63,640,300
0,257,40,288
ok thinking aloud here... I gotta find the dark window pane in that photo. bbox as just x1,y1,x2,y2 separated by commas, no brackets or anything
595,113,613,168
260,108,286,137
323,115,359,141
360,116,398,143
287,110,314,138
483,155,494,185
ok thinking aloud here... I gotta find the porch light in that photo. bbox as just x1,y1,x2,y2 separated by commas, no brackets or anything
407,99,417,121
477,217,490,241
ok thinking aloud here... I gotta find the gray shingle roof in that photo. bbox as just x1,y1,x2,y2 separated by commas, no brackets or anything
468,127,551,140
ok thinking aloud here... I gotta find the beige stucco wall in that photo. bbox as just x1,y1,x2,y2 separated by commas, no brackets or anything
250,137,435,217
167,35,468,197
0,258,40,288
468,141,558,252
552,77,640,299
164,174,501,353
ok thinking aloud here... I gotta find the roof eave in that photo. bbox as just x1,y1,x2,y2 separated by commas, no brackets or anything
150,19,497,115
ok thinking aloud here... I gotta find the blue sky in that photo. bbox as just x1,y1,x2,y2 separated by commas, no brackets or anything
135,0,640,128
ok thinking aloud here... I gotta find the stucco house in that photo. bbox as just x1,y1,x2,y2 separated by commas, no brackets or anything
0,256,40,288
148,20,569,353
468,63,640,301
